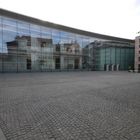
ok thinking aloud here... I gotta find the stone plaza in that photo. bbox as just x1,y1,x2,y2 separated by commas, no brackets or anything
0,71,140,140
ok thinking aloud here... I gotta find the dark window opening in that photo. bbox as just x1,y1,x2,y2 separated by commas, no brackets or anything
27,59,31,70
56,44,60,52
55,58,60,69
138,64,140,70
41,42,46,47
74,59,79,69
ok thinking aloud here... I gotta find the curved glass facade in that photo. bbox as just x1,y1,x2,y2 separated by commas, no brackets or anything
0,14,134,72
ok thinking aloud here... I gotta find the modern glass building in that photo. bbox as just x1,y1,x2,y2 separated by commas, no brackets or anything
0,9,134,72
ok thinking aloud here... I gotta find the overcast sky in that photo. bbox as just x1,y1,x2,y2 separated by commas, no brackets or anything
0,0,140,39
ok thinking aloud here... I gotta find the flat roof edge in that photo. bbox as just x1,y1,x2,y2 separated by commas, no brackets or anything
0,8,134,43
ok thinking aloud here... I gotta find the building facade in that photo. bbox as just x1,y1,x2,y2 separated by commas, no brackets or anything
135,36,140,71
0,9,134,72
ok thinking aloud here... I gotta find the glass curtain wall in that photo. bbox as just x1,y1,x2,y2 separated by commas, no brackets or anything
2,17,17,72
0,16,90,72
95,47,134,71
0,16,134,72
52,29,61,70
17,20,30,72
86,41,134,71
41,27,53,71
0,16,2,72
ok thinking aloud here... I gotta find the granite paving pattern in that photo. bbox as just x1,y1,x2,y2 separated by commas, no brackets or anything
0,71,140,140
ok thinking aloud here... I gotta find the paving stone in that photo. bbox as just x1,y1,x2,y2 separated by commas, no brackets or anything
0,71,140,140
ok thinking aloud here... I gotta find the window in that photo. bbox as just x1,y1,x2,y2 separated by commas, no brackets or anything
27,59,31,70
138,64,140,70
41,42,46,47
55,57,60,69
138,57,140,61
56,44,60,52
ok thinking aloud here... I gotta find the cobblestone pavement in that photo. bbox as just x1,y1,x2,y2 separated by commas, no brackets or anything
0,71,140,140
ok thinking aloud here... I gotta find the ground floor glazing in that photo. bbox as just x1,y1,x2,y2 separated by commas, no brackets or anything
0,15,134,72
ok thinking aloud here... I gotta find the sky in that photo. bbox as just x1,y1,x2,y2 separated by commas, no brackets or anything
0,0,140,39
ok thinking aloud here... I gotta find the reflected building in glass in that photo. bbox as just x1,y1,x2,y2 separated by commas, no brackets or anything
0,9,134,72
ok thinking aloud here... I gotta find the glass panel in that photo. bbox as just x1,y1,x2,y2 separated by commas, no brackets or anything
75,35,84,69
30,24,41,71
52,29,60,71
2,17,18,72
0,16,2,72
40,27,54,71
128,48,134,69
111,47,115,64
120,48,125,70
17,21,30,72
41,27,51,38
82,36,91,70
0,16,135,72
68,33,76,40
100,48,106,70
105,48,111,64
30,24,41,37
82,37,89,48
60,31,69,38
52,29,60,37
116,48,121,65
52,31,60,70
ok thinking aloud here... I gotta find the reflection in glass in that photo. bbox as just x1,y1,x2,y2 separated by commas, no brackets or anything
0,16,134,72
0,16,2,72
